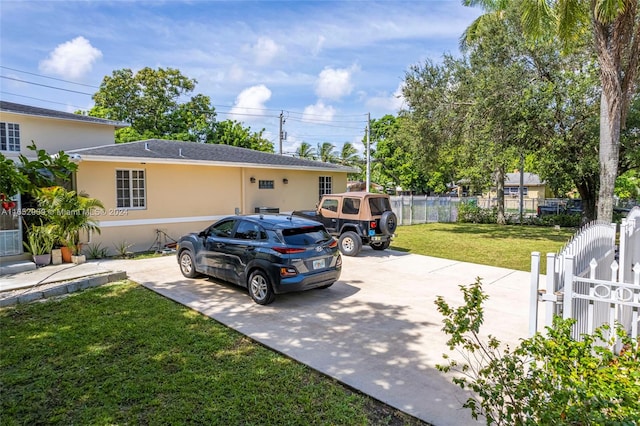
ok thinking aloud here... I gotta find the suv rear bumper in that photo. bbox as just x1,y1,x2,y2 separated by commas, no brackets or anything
274,268,341,294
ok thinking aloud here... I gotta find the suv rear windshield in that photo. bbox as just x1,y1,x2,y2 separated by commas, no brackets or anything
369,197,391,215
282,226,331,245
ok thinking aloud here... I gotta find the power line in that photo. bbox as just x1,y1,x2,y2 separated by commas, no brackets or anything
1,76,95,95
0,66,100,88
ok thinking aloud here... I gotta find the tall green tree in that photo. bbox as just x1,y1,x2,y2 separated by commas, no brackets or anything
338,142,361,167
89,67,217,143
465,0,640,222
368,115,432,193
317,142,337,163
212,120,273,152
295,142,316,160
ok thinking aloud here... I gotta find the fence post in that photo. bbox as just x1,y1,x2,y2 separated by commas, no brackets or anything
529,252,541,336
544,253,557,328
563,255,575,320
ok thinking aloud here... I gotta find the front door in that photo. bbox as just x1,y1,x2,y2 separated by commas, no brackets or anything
0,196,22,257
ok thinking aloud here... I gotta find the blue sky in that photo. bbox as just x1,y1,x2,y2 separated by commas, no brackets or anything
0,1,481,155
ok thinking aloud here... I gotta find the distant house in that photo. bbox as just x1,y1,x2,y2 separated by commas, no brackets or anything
0,101,356,259
484,172,551,199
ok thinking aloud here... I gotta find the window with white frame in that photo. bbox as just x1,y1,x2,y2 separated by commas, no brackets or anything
0,122,20,152
116,169,146,208
319,176,332,199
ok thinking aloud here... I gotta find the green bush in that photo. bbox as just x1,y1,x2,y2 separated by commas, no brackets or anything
457,203,499,224
435,279,640,425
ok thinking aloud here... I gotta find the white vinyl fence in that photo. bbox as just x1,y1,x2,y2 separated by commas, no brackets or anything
530,207,640,346
389,196,464,225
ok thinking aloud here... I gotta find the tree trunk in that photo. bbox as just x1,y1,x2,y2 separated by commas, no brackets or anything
597,92,621,223
496,166,506,225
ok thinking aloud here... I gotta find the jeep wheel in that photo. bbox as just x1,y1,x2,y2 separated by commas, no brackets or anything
379,211,398,235
338,231,362,256
370,240,390,251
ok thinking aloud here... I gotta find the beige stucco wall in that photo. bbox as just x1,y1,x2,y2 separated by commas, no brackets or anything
75,160,348,254
0,111,116,160
486,185,548,199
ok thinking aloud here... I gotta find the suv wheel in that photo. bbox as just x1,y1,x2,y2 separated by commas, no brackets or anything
179,250,199,278
248,270,276,305
339,231,362,256
379,211,398,235
370,240,390,250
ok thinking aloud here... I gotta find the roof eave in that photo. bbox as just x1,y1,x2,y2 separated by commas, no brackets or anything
76,154,357,172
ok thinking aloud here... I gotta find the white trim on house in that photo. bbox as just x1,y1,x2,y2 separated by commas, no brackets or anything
75,155,357,172
98,215,224,228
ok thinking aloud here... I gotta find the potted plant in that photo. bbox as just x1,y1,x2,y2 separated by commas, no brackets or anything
36,186,104,263
23,224,56,266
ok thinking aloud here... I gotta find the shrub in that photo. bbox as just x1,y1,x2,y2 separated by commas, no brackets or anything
457,203,499,224
435,279,640,425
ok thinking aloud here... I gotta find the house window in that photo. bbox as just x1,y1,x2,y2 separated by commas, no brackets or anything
319,176,332,199
505,187,528,196
116,169,146,208
0,122,20,152
258,180,274,189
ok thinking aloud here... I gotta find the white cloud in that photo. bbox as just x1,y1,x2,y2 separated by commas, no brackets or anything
366,82,406,111
39,36,102,79
303,101,336,122
249,36,281,65
230,84,272,118
315,65,359,101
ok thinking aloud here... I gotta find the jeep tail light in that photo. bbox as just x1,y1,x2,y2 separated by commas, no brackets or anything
370,221,377,229
280,267,298,277
328,239,337,248
273,247,306,254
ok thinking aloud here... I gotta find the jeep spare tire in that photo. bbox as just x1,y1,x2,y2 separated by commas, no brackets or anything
379,211,397,235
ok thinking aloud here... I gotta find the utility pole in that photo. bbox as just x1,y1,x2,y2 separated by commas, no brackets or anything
279,111,285,155
366,112,371,192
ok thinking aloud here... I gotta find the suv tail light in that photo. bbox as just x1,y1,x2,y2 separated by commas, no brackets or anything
280,266,298,277
328,239,337,248
272,247,306,254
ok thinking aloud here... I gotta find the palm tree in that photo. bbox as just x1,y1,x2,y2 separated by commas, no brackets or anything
317,142,337,163
339,142,361,167
295,142,316,160
463,0,640,222
37,186,104,254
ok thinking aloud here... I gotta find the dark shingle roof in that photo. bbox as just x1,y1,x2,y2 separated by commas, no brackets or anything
0,101,129,128
505,172,544,186
68,139,357,172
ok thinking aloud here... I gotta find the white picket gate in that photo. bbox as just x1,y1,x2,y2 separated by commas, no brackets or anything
529,207,640,343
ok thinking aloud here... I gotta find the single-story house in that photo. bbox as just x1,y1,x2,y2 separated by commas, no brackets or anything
484,172,551,199
0,101,356,260
69,139,356,253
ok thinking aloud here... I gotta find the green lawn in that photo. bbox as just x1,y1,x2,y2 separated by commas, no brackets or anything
0,282,424,425
392,222,576,271
0,222,578,425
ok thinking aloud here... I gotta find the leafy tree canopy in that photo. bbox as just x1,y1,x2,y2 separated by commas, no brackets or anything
87,67,273,151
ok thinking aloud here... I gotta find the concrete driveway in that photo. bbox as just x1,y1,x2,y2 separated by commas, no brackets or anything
96,247,534,426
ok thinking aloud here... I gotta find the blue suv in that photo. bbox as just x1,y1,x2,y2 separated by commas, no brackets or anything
177,214,342,305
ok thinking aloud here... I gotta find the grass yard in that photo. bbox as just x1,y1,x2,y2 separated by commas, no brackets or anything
0,282,425,426
391,222,576,271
